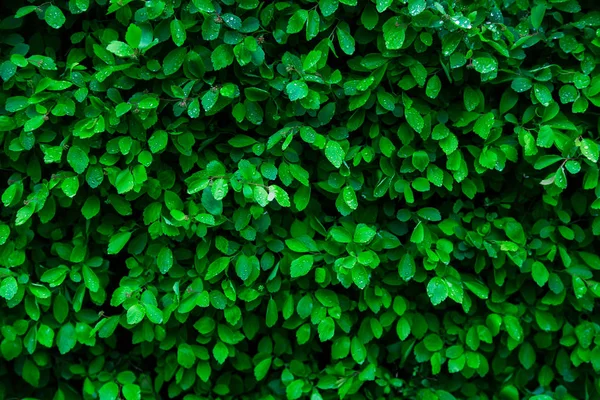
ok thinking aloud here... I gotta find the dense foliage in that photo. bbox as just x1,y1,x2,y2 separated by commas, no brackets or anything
1,0,600,399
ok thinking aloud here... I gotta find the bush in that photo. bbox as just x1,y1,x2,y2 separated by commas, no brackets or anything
1,0,600,399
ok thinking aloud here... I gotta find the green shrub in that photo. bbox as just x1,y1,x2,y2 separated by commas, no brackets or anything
1,0,600,399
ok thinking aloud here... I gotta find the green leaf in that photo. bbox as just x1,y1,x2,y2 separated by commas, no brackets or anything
67,146,89,174
211,178,228,200
6,96,29,112
82,265,100,292
532,262,549,287
306,10,320,40
205,257,230,280
115,169,134,194
412,151,430,172
302,50,322,72
188,98,200,118
580,139,599,163
287,9,308,34
37,324,54,348
463,87,480,111
254,357,272,381
211,45,234,70
254,186,269,207
57,323,76,354
192,0,215,12
138,97,158,110
533,84,553,107
0,62,17,81
473,113,495,139
235,255,254,281
22,359,40,386
337,26,355,55
149,130,168,153
213,341,229,364
62,176,79,198
504,316,523,341
534,155,564,170
99,382,119,400
107,232,132,254
554,167,567,189
170,19,187,46
125,24,142,48
122,384,141,400
144,304,163,324
45,5,66,29
531,4,546,29
107,41,134,58
222,13,242,30
511,77,532,93
426,75,442,99
325,140,345,168
178,343,196,368
76,0,90,11
342,186,358,210
0,224,9,246
266,298,278,327
396,317,411,340
202,90,218,112
286,81,309,101
427,277,449,306
157,247,174,274
319,0,339,16
377,92,396,111
127,304,145,325
417,207,441,221
270,185,290,207
286,380,304,400
15,6,38,18
318,317,335,341
408,0,426,16
473,57,498,74
383,17,405,50
163,48,187,75
354,224,376,243
351,337,366,364
0,277,18,300
352,264,369,289
25,115,45,132
15,203,35,226
405,108,424,133
398,253,416,281
290,255,314,278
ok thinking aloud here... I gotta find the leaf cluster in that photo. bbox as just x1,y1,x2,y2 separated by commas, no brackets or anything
1,0,600,399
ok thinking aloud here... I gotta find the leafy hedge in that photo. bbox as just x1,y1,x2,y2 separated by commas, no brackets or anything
2,0,600,399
